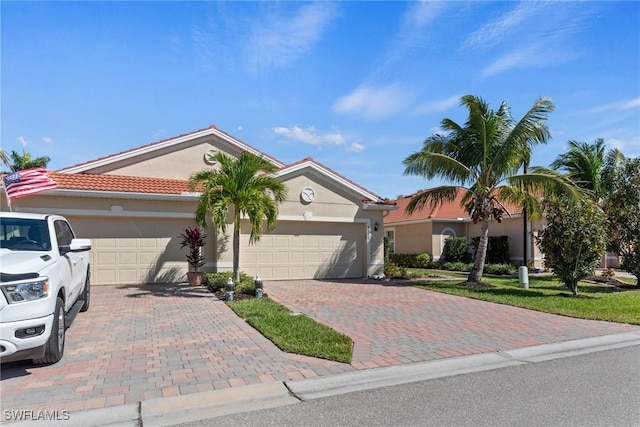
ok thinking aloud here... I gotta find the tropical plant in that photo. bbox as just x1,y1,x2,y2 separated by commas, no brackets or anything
403,95,581,284
189,151,287,281
605,157,640,283
535,195,608,296
551,138,625,202
179,227,206,272
3,149,51,173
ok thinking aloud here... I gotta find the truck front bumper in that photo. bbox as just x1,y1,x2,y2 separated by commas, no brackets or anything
0,314,54,363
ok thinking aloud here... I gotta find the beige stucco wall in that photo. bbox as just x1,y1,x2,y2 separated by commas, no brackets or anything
82,137,239,179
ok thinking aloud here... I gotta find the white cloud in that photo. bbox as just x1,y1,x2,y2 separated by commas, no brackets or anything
272,125,346,147
42,136,53,144
608,137,640,157
590,97,640,113
16,136,28,147
333,83,413,120
415,94,462,114
467,2,592,77
237,125,244,131
247,2,339,71
347,142,365,153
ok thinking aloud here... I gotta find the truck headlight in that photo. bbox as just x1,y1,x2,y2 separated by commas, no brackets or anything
0,280,49,303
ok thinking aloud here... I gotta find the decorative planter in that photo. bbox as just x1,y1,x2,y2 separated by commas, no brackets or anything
187,271,204,286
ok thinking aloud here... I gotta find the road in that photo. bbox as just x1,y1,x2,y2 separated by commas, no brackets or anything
177,345,640,427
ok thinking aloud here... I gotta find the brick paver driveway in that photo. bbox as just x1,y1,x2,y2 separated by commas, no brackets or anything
266,279,639,370
0,284,353,414
1,279,637,415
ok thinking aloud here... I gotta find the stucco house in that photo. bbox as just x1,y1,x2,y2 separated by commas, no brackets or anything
384,187,620,269
383,188,545,267
1,125,396,285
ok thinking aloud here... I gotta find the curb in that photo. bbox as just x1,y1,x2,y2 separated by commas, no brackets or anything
3,331,640,426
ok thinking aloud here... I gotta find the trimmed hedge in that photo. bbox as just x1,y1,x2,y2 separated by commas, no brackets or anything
442,237,469,262
389,252,433,268
470,235,511,264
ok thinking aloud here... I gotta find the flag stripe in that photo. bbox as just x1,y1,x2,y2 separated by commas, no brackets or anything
2,167,58,200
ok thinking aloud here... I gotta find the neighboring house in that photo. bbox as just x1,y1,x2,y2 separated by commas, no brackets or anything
1,125,396,285
383,187,546,267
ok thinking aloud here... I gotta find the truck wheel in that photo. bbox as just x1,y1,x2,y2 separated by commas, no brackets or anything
80,273,90,312
34,297,65,364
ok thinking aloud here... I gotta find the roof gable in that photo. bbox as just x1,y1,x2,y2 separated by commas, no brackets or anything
57,125,285,176
274,157,384,203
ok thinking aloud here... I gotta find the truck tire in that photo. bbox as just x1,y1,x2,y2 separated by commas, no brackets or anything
80,273,90,312
34,297,65,364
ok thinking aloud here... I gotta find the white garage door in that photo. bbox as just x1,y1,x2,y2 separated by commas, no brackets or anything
240,221,365,280
67,216,193,285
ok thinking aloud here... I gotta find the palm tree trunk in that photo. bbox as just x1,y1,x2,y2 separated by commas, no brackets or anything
233,213,240,282
468,216,490,283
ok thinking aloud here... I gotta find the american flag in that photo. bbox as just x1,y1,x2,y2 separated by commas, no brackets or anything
2,167,58,200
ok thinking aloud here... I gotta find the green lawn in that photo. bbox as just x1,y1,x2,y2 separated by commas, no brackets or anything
227,297,353,363
410,272,640,325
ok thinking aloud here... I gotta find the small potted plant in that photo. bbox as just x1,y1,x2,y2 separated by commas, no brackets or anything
179,227,206,286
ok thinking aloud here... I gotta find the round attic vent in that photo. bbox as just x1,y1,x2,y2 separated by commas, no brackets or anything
204,149,217,165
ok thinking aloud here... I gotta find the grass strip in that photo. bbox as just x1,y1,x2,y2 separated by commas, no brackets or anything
227,297,353,363
412,273,640,325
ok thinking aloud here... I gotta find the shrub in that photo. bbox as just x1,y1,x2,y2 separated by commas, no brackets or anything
440,261,473,272
384,262,400,278
601,268,616,279
415,252,432,268
483,263,517,275
471,235,511,264
206,271,256,295
442,237,468,262
389,252,432,268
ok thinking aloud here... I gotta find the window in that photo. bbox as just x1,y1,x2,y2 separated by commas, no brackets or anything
54,220,75,247
386,229,395,254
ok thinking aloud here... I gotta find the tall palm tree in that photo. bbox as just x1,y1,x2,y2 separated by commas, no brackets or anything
551,138,626,202
189,151,287,281
404,95,581,284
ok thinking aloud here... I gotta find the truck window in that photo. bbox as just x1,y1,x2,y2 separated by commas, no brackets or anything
54,220,75,246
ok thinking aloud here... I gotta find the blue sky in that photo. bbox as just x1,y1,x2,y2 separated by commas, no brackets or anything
2,1,639,199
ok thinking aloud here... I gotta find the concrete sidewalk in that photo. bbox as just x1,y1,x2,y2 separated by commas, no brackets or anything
5,331,640,426
1,279,639,425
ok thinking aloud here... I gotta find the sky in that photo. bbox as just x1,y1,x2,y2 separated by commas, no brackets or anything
2,1,639,200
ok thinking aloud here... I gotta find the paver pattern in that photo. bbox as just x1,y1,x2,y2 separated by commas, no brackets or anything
0,284,353,413
1,279,637,415
266,279,639,369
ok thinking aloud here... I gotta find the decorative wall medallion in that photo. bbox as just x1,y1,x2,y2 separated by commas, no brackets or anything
300,187,315,203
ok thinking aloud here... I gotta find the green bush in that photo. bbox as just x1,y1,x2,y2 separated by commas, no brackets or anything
483,263,517,275
440,261,473,272
206,271,256,295
416,252,432,268
471,235,511,264
442,237,469,262
389,252,433,268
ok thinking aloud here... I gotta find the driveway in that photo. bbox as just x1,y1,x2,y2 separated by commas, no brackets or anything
1,279,637,415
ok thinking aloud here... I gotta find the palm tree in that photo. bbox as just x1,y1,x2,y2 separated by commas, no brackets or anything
403,95,581,284
551,138,626,202
189,151,287,281
3,149,51,173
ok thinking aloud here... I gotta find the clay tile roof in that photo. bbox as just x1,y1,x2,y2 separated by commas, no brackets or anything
48,171,200,195
384,187,523,224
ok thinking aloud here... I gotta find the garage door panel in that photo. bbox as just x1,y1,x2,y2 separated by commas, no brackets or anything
241,221,364,280
75,217,194,285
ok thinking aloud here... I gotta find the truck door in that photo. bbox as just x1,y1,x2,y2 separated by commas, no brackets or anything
54,220,86,307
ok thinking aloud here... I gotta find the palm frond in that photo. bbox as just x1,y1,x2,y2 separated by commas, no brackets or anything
405,186,459,215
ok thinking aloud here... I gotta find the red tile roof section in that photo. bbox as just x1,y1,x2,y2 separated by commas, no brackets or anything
385,187,522,224
48,171,199,195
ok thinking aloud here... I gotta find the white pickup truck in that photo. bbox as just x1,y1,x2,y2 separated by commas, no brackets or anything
0,212,91,364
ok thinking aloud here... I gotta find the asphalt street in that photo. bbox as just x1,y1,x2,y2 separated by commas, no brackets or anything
176,345,640,427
